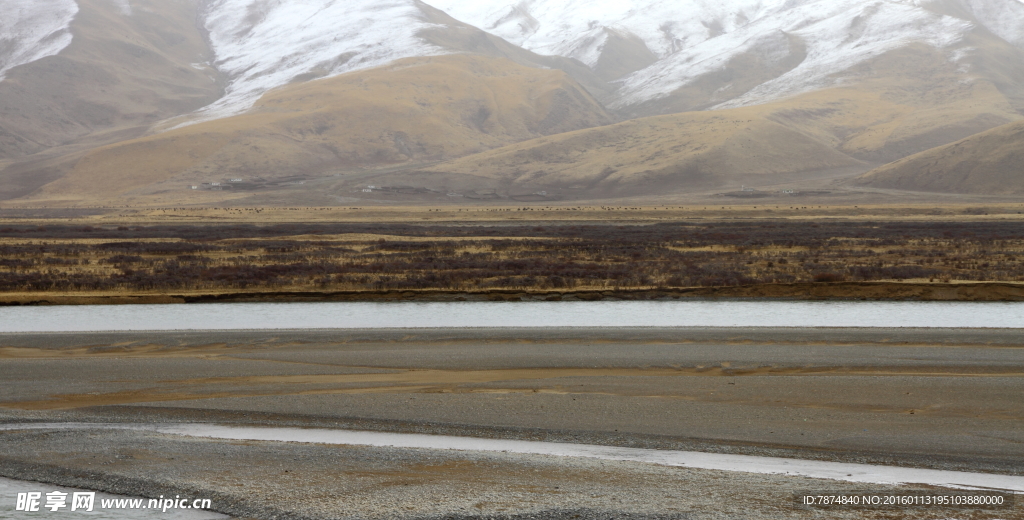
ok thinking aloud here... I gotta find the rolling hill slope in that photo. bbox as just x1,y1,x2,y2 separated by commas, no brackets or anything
416,106,863,198
856,119,1024,194
2,0,1024,204
403,44,1022,199
434,0,1024,116
24,42,1023,203
0,0,222,160
0,0,223,200
30,55,610,202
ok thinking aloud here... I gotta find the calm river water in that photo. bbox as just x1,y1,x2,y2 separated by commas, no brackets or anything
1,300,1022,332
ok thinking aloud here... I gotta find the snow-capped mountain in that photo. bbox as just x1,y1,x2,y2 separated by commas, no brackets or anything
431,0,777,67
618,0,973,110
110,0,132,16
5,0,1024,118
959,0,1024,48
3,0,1024,202
186,0,1024,119
192,0,451,123
435,0,1024,110
0,0,77,81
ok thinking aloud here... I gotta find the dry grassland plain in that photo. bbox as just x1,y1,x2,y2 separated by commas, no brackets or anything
2,206,1024,520
2,204,1024,303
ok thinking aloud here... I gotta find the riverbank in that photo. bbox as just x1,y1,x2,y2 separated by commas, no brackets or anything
3,281,1024,306
3,327,1022,518
0,424,973,520
2,327,1022,470
1,421,1019,520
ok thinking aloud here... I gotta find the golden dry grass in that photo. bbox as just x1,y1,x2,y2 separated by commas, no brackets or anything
420,105,862,194
32,55,610,202
0,0,225,202
0,0,222,160
3,218,1024,303
5,201,1024,226
6,18,1024,207
422,45,1022,197
857,119,1024,194
17,43,1024,205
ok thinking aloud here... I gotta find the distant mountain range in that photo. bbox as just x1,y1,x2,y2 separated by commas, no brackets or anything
2,0,1023,204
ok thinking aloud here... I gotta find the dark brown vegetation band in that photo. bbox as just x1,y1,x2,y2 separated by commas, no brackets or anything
1,221,1023,296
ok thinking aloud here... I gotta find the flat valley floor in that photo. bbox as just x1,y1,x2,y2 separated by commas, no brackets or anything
1,327,1022,519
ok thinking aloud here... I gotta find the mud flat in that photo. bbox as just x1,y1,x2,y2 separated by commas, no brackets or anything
7,423,1003,520
1,327,1023,519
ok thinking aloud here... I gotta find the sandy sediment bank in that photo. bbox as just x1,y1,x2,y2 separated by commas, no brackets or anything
3,424,1018,520
3,327,1024,348
2,327,1022,473
2,328,1022,518
2,281,1024,306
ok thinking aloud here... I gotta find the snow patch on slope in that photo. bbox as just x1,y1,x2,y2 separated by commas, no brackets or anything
433,0,983,110
181,0,1022,121
0,0,78,82
110,0,132,16
190,0,448,124
704,1,973,109
957,0,1024,49
430,0,778,67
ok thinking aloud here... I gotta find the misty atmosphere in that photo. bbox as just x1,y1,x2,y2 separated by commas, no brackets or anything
1,1,1023,519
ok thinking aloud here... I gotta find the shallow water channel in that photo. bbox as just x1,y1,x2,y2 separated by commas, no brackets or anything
3,424,1023,494
2,300,1024,332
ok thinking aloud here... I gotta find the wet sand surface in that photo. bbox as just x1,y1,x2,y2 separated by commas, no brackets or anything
1,328,1023,519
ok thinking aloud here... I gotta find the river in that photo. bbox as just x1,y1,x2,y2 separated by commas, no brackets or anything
1,300,1022,332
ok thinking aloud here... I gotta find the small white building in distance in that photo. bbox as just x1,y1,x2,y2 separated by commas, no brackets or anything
230,178,243,182
190,185,199,190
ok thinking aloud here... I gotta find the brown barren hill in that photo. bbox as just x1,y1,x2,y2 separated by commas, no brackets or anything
856,119,1024,194
417,103,864,197
31,54,611,202
762,45,1022,164
0,0,223,201
413,44,1024,199
0,0,223,160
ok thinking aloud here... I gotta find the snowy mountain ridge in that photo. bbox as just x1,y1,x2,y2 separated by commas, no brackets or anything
193,0,1024,119
190,0,450,123
617,0,974,110
3,0,1024,120
0,0,78,82
435,0,1024,110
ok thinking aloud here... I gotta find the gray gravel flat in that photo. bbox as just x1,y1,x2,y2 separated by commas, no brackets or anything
2,327,1023,519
